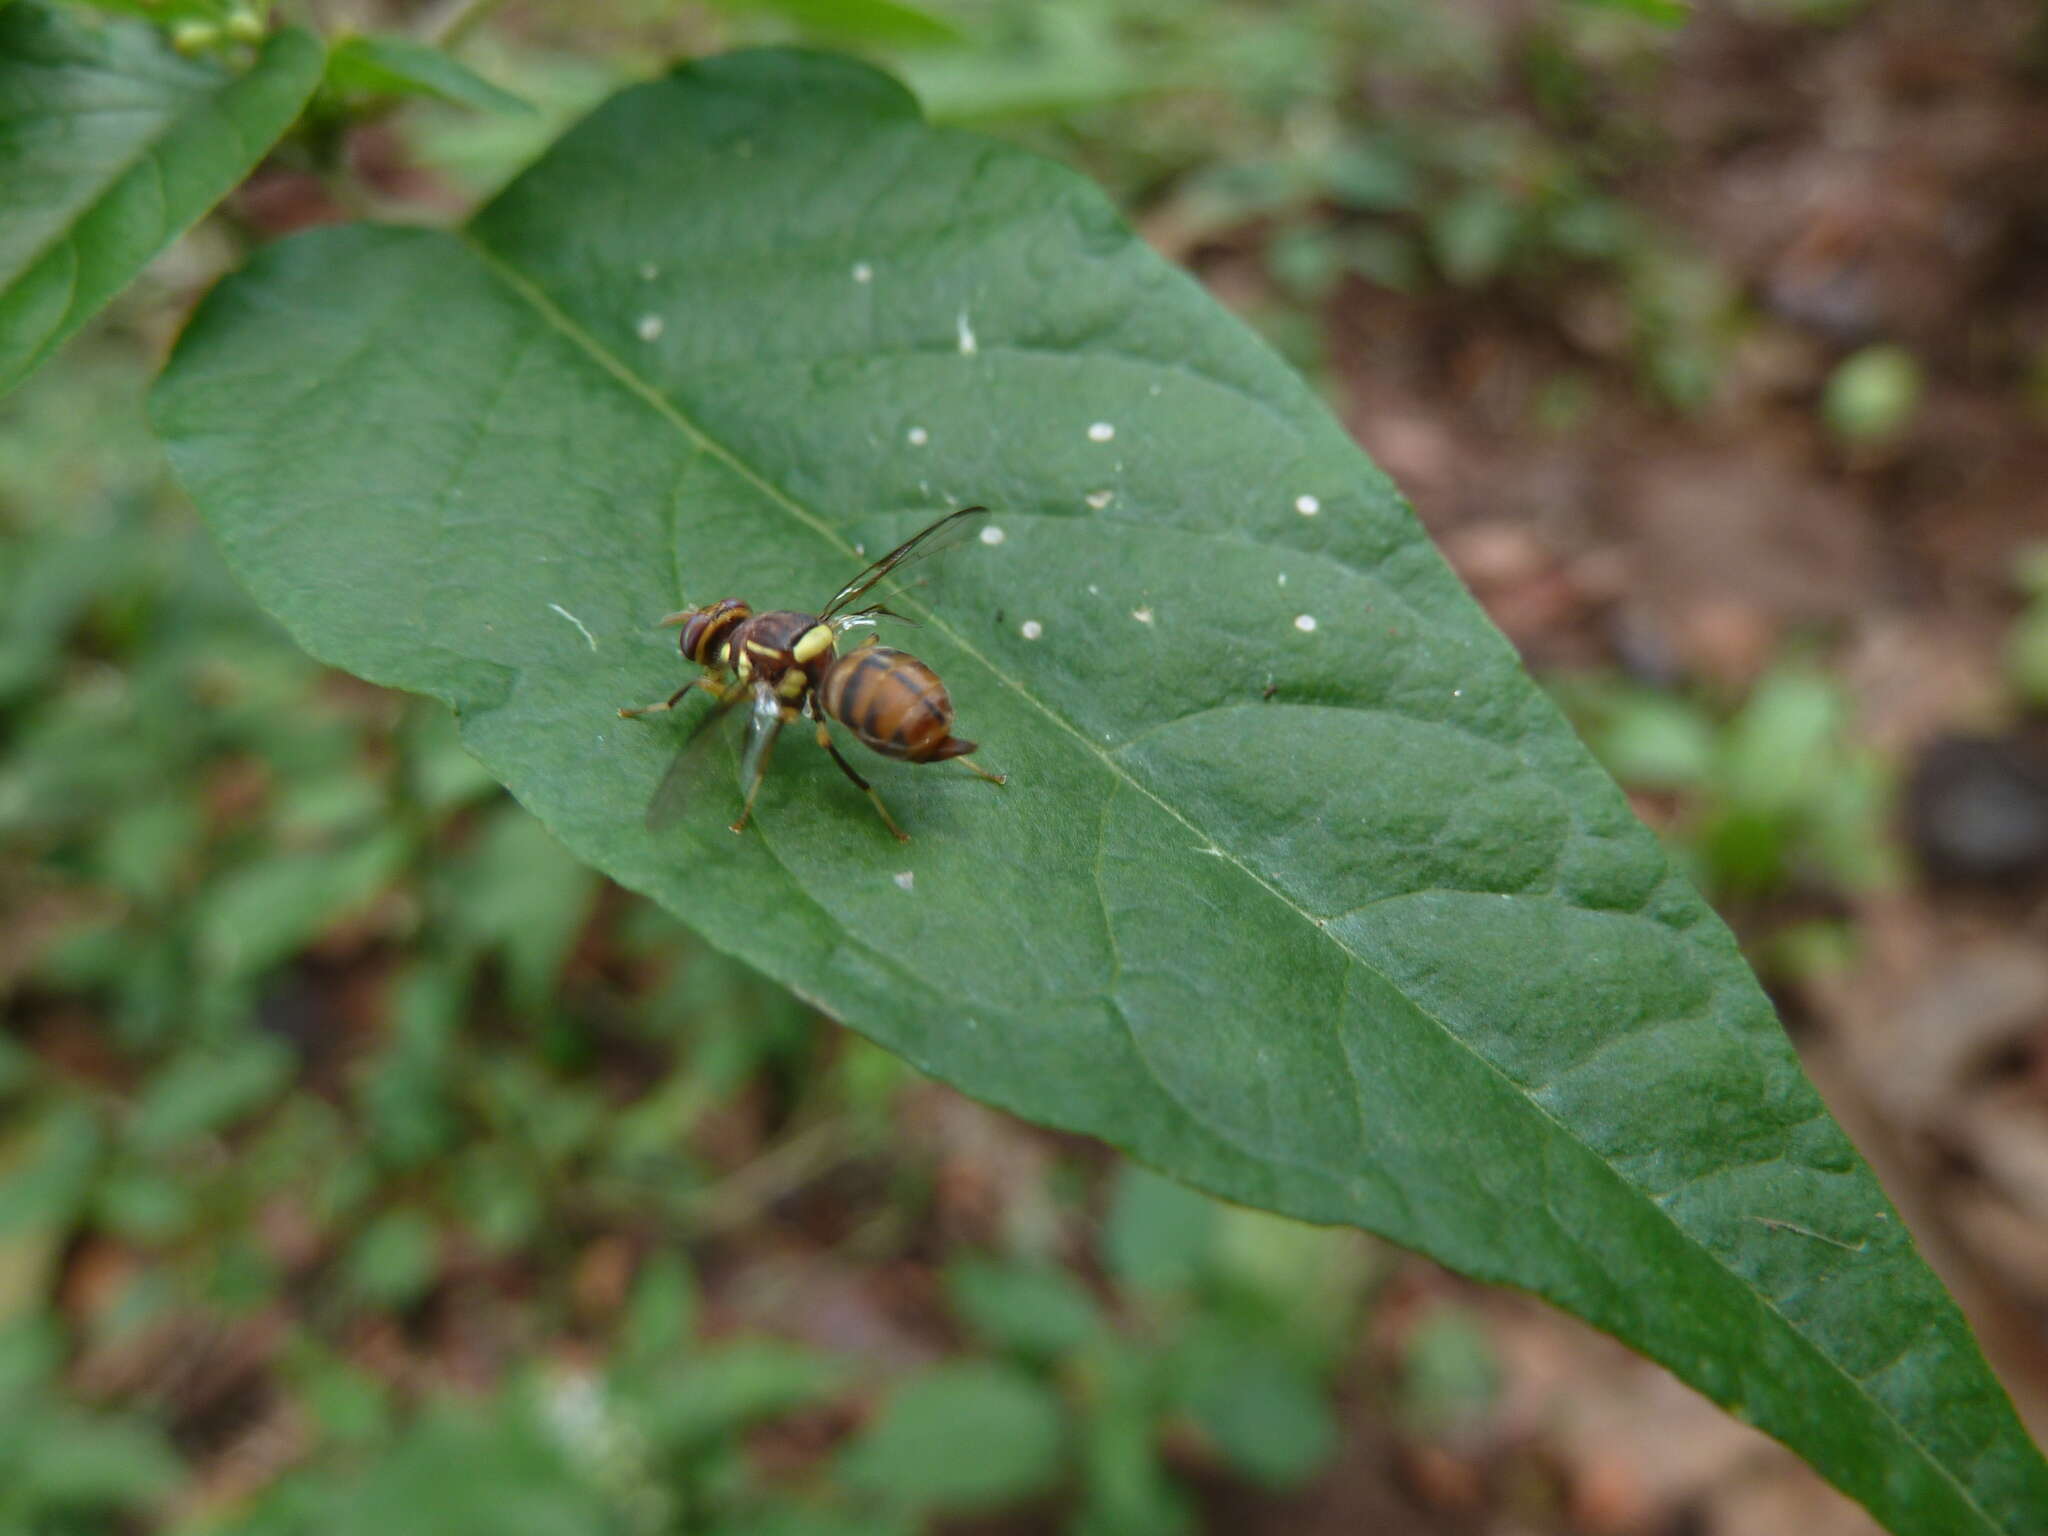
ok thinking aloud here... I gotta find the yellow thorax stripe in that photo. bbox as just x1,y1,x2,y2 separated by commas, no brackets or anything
791,623,835,664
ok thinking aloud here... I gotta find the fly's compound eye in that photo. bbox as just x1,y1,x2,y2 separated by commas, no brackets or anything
677,610,713,662
672,599,748,665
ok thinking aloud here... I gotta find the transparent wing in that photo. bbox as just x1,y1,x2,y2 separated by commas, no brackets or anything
827,604,914,638
644,685,745,831
739,683,784,789
819,506,989,621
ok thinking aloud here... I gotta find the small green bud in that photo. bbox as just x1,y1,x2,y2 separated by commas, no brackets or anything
1823,344,1922,444
170,17,221,52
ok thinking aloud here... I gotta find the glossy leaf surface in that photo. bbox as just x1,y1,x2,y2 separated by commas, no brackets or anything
153,50,2048,1534
0,0,323,394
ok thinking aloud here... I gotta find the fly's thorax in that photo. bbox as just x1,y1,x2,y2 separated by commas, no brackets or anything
729,610,835,698
819,646,961,762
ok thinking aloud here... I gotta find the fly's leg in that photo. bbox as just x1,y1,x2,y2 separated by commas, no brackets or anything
620,673,723,720
958,757,1007,786
730,709,791,835
814,722,910,843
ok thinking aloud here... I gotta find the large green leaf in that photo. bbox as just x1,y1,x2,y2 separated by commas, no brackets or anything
0,0,322,395
152,50,2048,1534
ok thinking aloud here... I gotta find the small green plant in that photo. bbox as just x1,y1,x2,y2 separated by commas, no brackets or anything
2007,545,2048,709
0,1320,183,1531
1557,662,1902,902
1825,344,1924,446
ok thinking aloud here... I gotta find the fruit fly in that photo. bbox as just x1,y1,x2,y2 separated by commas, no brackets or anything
620,506,1005,842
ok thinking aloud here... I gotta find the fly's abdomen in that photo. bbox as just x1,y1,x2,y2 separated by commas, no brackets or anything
819,647,973,763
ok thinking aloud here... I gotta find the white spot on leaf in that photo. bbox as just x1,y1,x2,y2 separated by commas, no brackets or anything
1294,614,1318,633
1132,606,1154,625
979,525,1006,546
1295,494,1320,516
1085,489,1113,510
956,310,977,355
893,870,915,892
1020,619,1043,640
852,261,873,283
906,426,929,446
638,262,658,281
1088,421,1115,442
635,314,664,342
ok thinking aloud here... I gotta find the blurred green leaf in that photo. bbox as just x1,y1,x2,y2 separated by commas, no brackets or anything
197,830,410,980
839,1360,1065,1512
709,0,961,47
361,962,465,1169
454,1147,545,1254
1268,225,1342,303
1430,187,1521,284
1073,1342,1189,1536
344,1208,441,1308
286,1343,393,1444
0,1318,63,1405
1570,0,1690,23
1172,1320,1337,1489
95,1166,197,1241
0,1226,61,1326
633,1340,842,1452
2006,578,2048,709
0,1104,102,1233
720,1510,919,1536
243,1396,620,1536
0,1036,33,1100
947,1254,1102,1361
1592,691,1716,790
443,804,597,1012
97,796,203,902
15,1409,184,1508
0,0,323,394
326,33,532,114
1721,668,1847,817
406,702,506,813
618,1249,697,1366
1104,1165,1214,1296
0,1321,183,1522
1324,138,1418,212
129,1035,295,1151
1209,1205,1373,1353
1398,1304,1500,1435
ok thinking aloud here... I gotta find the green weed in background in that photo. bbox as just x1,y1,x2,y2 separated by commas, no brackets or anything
2008,546,2048,710
1554,663,1902,906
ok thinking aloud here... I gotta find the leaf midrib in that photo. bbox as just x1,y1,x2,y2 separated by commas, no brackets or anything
452,225,1991,1532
